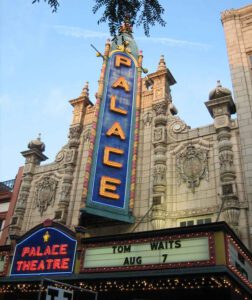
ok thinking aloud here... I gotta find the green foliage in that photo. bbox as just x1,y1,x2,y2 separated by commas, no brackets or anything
32,0,59,12
93,0,166,37
32,0,166,37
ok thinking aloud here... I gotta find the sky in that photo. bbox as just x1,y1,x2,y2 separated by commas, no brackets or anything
0,0,251,181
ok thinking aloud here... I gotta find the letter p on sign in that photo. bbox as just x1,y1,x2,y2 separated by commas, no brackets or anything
46,286,73,300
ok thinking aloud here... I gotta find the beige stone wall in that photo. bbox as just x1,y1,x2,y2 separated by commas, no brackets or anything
222,4,252,248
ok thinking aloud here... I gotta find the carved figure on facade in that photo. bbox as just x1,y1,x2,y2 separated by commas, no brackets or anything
83,128,91,142
60,184,71,203
219,149,234,174
16,192,28,209
143,111,153,126
34,176,58,216
176,144,208,193
153,165,166,185
153,127,166,143
65,149,75,164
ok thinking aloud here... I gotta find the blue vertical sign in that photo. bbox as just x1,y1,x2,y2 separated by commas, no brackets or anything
86,52,136,223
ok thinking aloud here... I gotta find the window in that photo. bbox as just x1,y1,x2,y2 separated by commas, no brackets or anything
153,195,162,205
179,217,212,227
197,218,211,225
180,220,194,227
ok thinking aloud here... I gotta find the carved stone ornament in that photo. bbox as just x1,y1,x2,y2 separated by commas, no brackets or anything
153,127,166,144
143,111,153,126
55,150,65,163
176,144,208,193
34,176,58,216
64,149,75,164
167,117,188,141
69,124,82,140
153,101,167,116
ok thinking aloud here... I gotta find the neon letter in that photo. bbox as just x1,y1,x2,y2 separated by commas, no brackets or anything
112,77,130,92
110,95,127,115
99,176,121,200
59,244,68,255
106,122,125,140
21,247,30,257
17,261,23,271
103,146,124,168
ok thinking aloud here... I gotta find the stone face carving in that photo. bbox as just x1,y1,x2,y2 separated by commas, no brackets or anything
143,111,153,126
34,176,58,216
176,144,208,193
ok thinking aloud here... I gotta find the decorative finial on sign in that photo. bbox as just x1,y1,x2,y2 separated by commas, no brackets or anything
119,14,133,35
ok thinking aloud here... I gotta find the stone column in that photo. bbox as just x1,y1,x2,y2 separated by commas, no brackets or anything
55,83,92,224
151,101,168,229
149,55,176,230
205,81,239,231
9,135,47,238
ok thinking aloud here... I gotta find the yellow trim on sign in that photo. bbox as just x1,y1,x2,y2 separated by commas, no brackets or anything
214,232,227,265
109,50,138,66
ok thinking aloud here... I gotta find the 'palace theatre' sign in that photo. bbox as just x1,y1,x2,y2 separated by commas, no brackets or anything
10,225,77,276
85,50,137,223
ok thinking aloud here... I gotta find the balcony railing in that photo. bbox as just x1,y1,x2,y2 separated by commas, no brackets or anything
0,179,15,192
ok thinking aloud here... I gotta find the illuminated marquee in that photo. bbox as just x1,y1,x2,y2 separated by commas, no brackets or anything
10,227,77,276
86,52,137,222
81,233,215,272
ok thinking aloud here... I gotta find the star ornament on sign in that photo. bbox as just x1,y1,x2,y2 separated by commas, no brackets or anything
43,231,50,243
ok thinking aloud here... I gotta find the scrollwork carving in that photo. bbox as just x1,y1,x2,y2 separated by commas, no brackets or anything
55,150,65,163
176,144,208,193
34,176,58,216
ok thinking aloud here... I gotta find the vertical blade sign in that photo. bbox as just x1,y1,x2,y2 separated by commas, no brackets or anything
86,52,137,223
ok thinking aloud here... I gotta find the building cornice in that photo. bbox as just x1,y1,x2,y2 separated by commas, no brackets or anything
221,4,252,23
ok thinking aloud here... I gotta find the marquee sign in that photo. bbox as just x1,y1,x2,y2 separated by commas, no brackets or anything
81,233,215,272
86,51,137,223
10,227,77,276
226,236,252,288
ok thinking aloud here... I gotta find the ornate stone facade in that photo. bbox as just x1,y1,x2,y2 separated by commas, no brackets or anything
8,8,252,251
